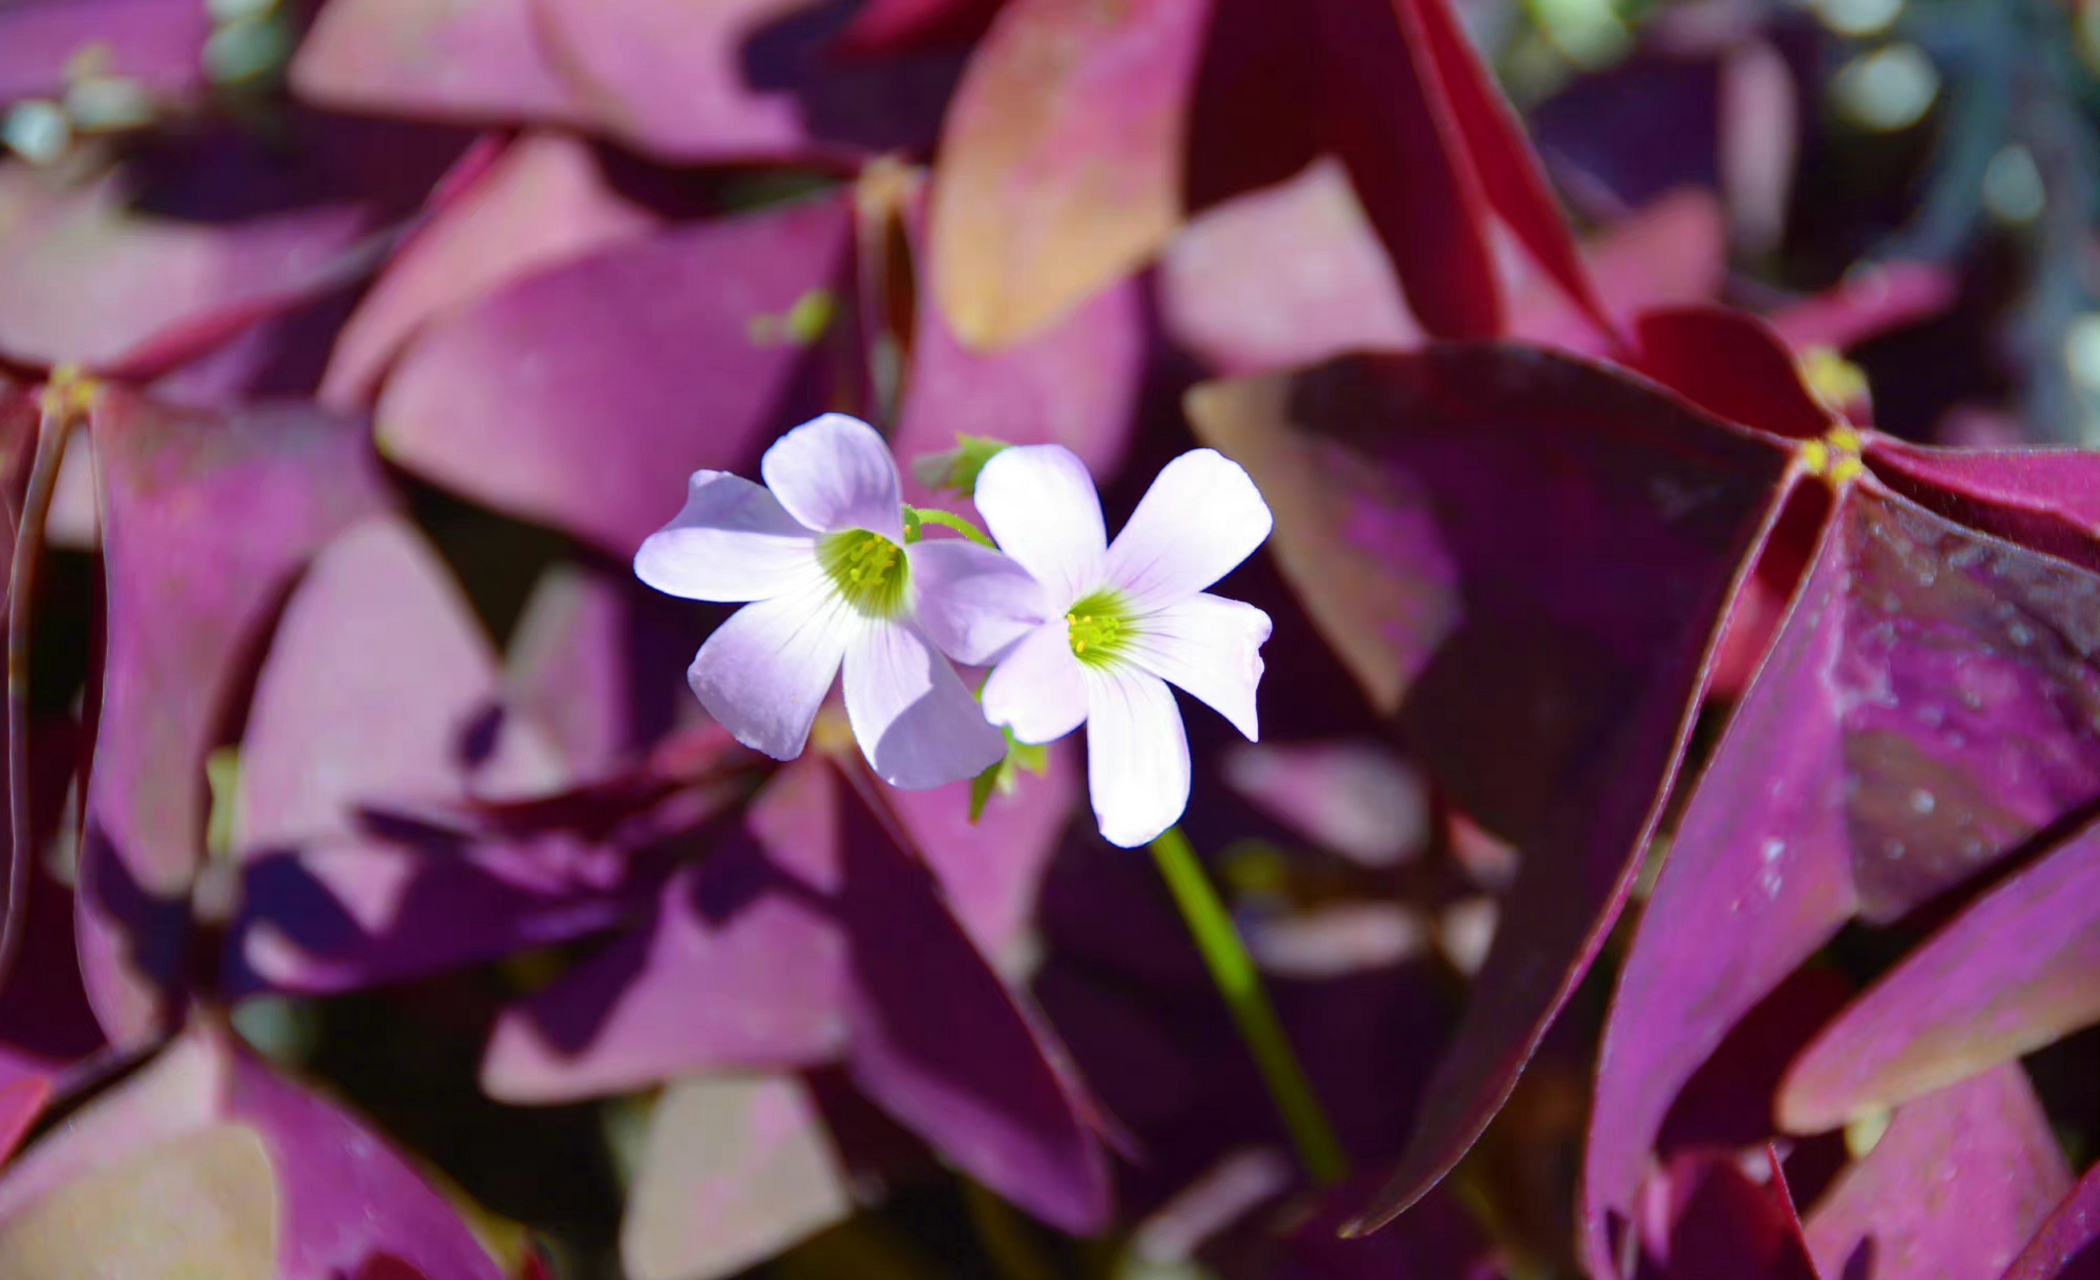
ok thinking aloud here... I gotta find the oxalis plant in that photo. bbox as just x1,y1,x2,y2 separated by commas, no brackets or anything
0,0,2096,1277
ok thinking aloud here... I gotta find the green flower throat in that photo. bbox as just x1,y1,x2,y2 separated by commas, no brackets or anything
1066,590,1135,667
822,529,908,617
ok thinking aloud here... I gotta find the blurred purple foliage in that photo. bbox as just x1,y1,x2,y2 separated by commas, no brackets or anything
0,0,2097,1277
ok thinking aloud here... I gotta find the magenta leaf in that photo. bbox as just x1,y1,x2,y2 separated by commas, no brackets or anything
892,261,1145,505
78,390,391,1044
1801,1064,2069,1280
836,765,1108,1234
0,1078,44,1167
887,739,1078,959
321,131,659,410
0,0,210,105
377,192,854,556
1777,820,2100,1133
234,514,562,851
620,1073,853,1280
1589,478,2100,1273
531,0,966,162
290,0,592,126
0,1023,504,1279
926,0,1211,349
483,753,1107,1232
479,851,852,1103
0,165,368,375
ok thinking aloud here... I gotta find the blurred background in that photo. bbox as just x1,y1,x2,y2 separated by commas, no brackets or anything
0,1,2097,1279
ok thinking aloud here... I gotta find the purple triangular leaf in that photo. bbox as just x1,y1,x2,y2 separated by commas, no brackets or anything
376,193,853,556
1802,1064,2069,1280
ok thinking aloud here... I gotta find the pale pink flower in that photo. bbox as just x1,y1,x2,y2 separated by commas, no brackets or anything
974,446,1273,846
635,414,1036,789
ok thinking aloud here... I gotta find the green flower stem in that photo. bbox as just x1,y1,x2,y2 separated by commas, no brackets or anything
1148,826,1348,1185
902,505,997,549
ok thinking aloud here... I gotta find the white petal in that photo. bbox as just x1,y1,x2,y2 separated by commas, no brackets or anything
972,444,1105,608
844,621,1008,789
1128,593,1271,741
760,413,905,540
1103,449,1272,610
688,580,857,760
1084,667,1191,848
908,538,1046,666
635,471,820,602
981,623,1089,746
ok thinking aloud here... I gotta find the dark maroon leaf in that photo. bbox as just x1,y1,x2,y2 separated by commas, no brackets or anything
1801,1064,2068,1280
1178,0,1321,217
833,0,1007,55
377,192,853,556
1658,967,1853,1157
78,389,391,1044
1400,0,1613,341
1633,307,1835,440
1187,347,1794,1231
1312,0,1499,341
1637,1152,1820,1280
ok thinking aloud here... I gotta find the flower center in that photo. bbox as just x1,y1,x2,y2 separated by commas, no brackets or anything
820,529,908,617
1066,590,1135,667
1800,424,1865,487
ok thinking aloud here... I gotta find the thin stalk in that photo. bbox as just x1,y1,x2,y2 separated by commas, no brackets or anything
1148,826,1348,1185
903,505,997,549
1,400,71,987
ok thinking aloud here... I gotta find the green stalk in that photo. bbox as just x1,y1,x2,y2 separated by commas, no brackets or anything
1148,826,1348,1185
902,505,998,549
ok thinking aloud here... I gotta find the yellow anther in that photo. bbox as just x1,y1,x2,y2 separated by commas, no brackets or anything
1800,424,1867,488
1065,597,1131,665
819,528,908,617
1801,346,1870,414
38,363,99,421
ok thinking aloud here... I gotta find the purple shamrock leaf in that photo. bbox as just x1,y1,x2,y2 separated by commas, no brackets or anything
77,387,391,1044
1801,1064,2069,1280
